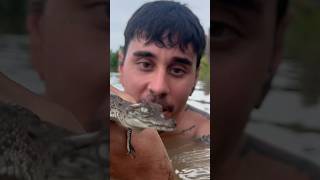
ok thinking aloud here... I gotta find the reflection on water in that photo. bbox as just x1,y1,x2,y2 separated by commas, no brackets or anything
165,138,210,180
110,72,211,179
0,35,44,94
247,62,320,166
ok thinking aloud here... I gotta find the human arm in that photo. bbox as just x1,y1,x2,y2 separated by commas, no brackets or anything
109,85,175,179
110,124,175,180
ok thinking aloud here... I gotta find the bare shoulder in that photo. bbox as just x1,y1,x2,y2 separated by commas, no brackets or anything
184,104,210,136
194,113,210,136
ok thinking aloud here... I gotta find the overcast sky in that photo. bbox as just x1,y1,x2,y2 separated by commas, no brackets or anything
110,0,210,51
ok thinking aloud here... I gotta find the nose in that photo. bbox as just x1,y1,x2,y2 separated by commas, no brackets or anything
148,69,170,98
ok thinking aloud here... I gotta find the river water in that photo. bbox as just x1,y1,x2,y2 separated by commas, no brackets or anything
111,72,211,180
246,62,320,167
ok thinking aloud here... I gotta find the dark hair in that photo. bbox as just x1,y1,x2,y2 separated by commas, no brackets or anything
123,1,206,69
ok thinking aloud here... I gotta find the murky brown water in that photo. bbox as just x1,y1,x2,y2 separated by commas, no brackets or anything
164,138,210,180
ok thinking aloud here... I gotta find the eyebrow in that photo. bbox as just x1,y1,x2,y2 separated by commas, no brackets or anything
133,51,155,58
216,0,263,14
133,51,192,66
171,57,193,66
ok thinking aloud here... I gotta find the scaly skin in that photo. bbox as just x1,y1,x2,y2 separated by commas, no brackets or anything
110,93,176,154
0,102,107,180
0,93,176,179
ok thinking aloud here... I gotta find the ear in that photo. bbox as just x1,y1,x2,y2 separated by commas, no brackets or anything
27,14,45,80
117,50,124,72
118,50,125,84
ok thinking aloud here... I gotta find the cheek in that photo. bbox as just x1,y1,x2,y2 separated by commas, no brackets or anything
43,42,106,90
169,77,195,110
213,53,268,128
120,66,146,97
41,20,107,89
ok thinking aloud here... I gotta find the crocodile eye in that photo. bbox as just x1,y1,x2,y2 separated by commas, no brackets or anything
140,107,149,113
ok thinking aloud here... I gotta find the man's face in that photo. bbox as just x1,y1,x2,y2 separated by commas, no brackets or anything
119,38,198,118
29,0,108,112
213,0,285,162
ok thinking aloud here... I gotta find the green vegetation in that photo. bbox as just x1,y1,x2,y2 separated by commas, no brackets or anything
285,0,320,106
198,55,210,94
0,0,27,34
199,56,210,82
110,49,119,72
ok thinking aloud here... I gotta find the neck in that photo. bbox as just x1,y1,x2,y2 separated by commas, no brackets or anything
160,105,190,138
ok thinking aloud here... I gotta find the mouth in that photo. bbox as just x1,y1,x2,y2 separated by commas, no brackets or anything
162,106,174,118
140,95,174,117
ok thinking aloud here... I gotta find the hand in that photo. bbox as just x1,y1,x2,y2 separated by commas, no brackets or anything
110,123,175,180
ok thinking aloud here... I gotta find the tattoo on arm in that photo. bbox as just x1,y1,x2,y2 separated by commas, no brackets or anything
178,125,196,134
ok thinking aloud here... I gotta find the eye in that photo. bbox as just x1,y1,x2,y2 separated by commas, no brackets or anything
169,67,186,77
137,60,154,71
140,107,149,113
211,21,242,44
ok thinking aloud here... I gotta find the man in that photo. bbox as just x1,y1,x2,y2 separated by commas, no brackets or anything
213,0,320,179
110,1,210,179
1,0,175,179
116,0,210,142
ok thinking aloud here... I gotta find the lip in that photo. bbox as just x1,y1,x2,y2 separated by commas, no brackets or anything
162,111,172,118
162,104,174,111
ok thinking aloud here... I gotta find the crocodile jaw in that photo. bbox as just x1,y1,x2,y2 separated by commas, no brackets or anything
123,116,176,132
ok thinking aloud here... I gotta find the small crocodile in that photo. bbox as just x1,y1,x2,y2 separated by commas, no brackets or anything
0,93,176,179
0,102,107,180
110,93,176,154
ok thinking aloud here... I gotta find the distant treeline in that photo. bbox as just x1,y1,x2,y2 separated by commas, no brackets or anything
0,0,27,34
110,49,120,72
284,0,320,106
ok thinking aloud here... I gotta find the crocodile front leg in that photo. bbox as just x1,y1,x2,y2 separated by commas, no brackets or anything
126,128,135,158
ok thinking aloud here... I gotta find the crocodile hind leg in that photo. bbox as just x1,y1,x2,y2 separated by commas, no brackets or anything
126,128,135,158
